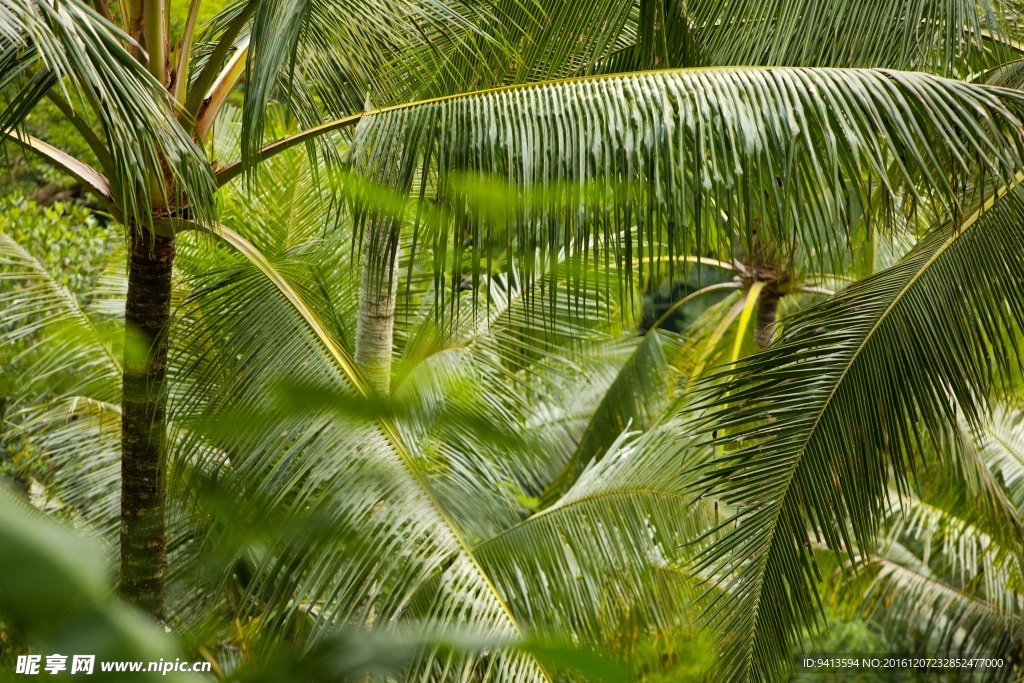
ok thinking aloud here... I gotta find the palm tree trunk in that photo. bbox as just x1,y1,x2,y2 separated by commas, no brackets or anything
755,281,780,348
120,230,174,619
354,228,400,396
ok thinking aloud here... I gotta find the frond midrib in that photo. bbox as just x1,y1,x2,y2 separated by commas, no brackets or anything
868,557,1024,632
205,221,551,681
359,65,980,122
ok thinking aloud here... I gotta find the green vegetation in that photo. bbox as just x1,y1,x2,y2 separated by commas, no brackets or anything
2,0,1024,681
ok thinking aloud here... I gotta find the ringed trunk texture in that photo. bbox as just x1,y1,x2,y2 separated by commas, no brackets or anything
755,281,780,349
355,228,400,397
120,230,174,619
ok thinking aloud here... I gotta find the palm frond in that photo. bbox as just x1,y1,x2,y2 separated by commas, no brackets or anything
916,420,1024,556
683,0,1008,72
350,67,1024,320
695,181,1024,681
850,552,1023,677
843,489,1024,677
169,222,554,681
391,269,634,541
235,0,487,174
977,407,1024,512
539,332,674,507
473,422,712,656
372,0,1010,102
867,559,1022,671
883,494,1024,602
983,57,1024,89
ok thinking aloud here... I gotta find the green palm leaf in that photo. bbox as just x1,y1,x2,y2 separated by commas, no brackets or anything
391,268,634,540
983,57,1024,89
539,332,674,507
349,67,1024,318
377,0,1010,100
169,210,552,682
977,407,1024,512
856,555,1023,676
475,422,711,653
886,494,1024,605
696,182,1024,681
842,488,1024,675
681,0,1007,72
917,419,1024,556
234,0,487,172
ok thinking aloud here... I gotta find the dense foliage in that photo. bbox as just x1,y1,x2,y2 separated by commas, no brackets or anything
3,0,1024,681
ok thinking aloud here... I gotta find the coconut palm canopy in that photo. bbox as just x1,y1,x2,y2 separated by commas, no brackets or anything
2,0,1024,681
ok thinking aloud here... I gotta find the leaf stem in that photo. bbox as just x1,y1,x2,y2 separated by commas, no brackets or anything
215,113,363,185
172,0,204,103
646,281,743,334
184,0,256,117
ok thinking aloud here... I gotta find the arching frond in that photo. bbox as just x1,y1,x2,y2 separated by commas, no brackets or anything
840,470,1024,676
882,491,1024,600
168,223,553,681
350,67,1024,319
474,423,712,656
920,422,1024,556
843,488,1024,677
682,0,1008,72
854,555,1023,676
984,57,1024,89
391,267,635,541
220,0,489,173
372,0,1012,101
540,332,674,507
696,182,1024,681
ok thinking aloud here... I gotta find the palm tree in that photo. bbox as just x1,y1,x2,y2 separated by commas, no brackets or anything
0,0,484,618
328,5,1024,680
8,0,1024,679
0,138,716,678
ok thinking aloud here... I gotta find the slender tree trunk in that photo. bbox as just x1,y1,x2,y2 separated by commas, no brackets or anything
749,225,783,349
755,281,780,348
120,230,174,619
355,228,400,396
